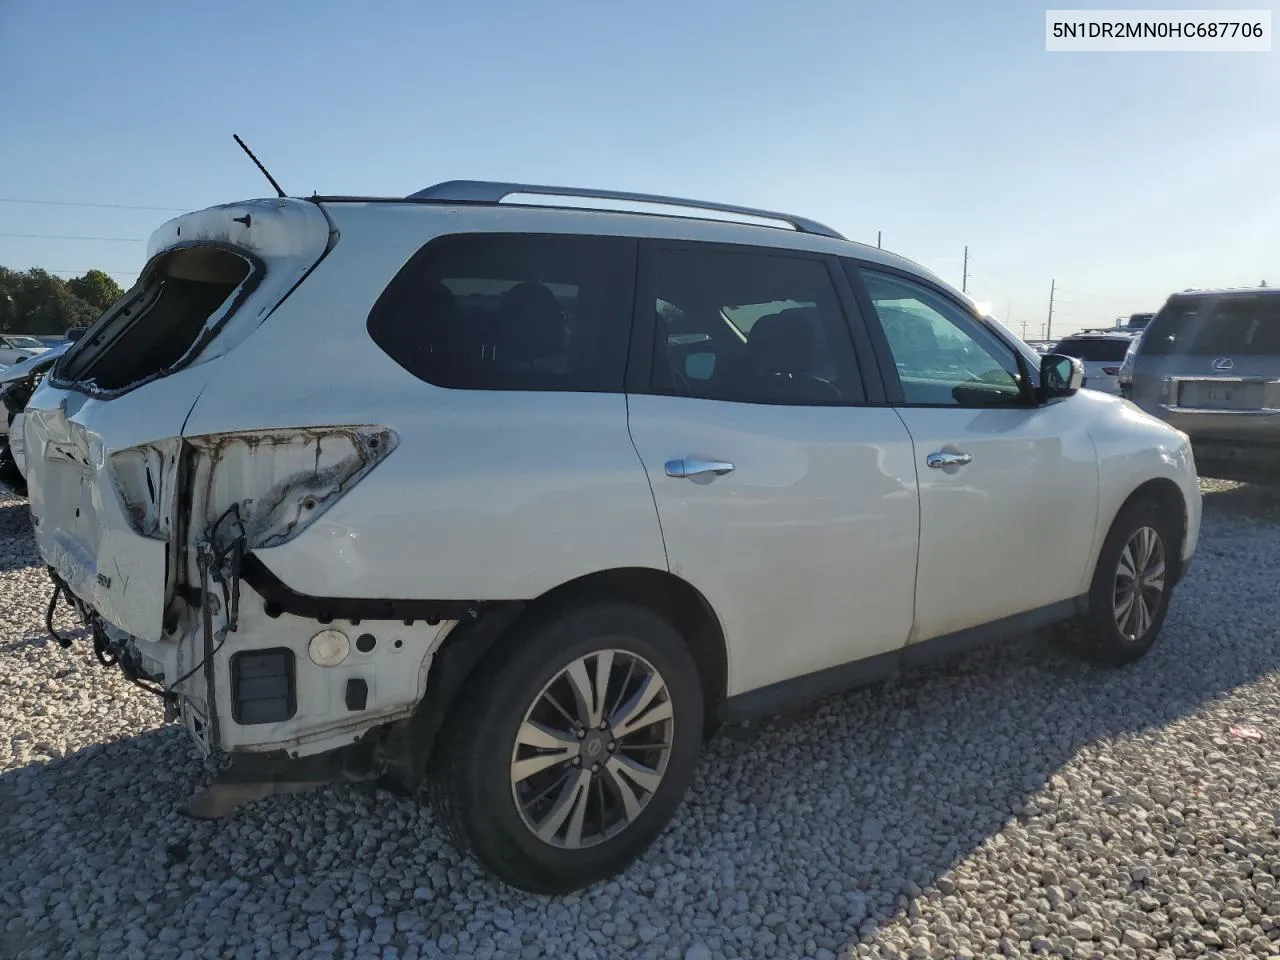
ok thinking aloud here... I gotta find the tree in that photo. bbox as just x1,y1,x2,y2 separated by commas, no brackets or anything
0,266,107,335
66,270,124,311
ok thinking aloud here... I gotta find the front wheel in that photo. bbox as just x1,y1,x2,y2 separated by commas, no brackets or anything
1061,498,1180,665
427,602,705,894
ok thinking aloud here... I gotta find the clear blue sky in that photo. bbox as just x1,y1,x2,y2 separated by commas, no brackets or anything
1,0,1275,338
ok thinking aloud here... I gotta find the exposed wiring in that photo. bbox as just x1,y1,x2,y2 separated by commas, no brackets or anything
44,579,73,649
165,504,247,695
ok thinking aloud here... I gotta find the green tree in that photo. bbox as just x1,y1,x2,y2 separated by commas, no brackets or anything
66,269,124,312
0,267,103,335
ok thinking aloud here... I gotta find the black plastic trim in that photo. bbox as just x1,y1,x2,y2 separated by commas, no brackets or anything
230,647,297,725
720,595,1086,722
345,678,369,711
240,552,511,624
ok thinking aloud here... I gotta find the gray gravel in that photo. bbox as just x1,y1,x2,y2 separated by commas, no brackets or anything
3,480,1280,960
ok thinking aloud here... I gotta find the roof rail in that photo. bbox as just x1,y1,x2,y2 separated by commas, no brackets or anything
407,180,846,240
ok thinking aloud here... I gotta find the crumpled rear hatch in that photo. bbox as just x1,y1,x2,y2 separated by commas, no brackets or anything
25,198,333,641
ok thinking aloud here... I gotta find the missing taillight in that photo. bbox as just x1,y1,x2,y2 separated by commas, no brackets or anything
185,425,399,553
111,439,182,540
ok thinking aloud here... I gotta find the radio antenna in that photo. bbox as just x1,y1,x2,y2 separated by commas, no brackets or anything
232,134,286,198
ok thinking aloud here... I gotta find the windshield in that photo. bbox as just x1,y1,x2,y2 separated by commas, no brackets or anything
5,336,45,349
1143,296,1280,356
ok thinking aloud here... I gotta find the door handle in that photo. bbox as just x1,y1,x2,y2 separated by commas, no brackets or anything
926,451,973,469
665,458,735,479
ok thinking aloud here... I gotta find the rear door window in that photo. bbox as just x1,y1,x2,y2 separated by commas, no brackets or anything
1143,296,1280,356
366,233,635,392
639,243,864,405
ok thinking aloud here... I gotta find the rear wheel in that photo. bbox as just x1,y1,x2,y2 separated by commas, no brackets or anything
427,602,704,894
1061,498,1179,665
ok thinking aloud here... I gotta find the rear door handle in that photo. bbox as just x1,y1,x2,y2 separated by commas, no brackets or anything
665,458,735,479
926,451,973,469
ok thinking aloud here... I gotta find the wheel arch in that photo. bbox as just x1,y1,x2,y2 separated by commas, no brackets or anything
1105,477,1188,581
385,566,728,786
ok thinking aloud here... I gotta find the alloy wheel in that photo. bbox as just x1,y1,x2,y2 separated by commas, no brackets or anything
1113,525,1166,641
509,650,675,849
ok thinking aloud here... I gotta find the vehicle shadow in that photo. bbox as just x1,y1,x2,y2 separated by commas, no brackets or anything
1,482,1277,958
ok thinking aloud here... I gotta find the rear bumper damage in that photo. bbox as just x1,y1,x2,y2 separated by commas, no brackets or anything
41,553,525,817
43,543,476,760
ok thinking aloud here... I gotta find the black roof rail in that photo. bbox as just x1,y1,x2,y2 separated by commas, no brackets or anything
407,180,846,240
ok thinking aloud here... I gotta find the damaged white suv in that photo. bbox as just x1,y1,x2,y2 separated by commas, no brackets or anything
24,181,1201,894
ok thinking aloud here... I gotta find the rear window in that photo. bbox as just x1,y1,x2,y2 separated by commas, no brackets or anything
1052,337,1131,362
1143,296,1280,356
57,246,254,392
366,233,634,392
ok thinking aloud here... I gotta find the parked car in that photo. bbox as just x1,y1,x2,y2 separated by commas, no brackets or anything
23,181,1201,893
0,334,49,367
1124,287,1279,483
0,340,75,493
1050,329,1139,395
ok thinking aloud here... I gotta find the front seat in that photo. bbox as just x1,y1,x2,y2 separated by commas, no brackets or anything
737,309,841,402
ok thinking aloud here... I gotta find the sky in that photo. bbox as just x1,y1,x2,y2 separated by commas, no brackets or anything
1,0,1276,340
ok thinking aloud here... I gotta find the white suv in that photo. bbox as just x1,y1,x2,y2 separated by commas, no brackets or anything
22,181,1201,893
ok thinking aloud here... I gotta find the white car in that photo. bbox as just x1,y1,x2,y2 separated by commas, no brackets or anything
1049,330,1140,395
0,341,75,488
0,335,49,367
22,181,1201,893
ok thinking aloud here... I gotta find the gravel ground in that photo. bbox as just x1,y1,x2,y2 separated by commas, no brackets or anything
3,480,1280,960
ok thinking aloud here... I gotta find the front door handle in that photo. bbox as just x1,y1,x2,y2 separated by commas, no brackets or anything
665,458,735,479
926,451,973,469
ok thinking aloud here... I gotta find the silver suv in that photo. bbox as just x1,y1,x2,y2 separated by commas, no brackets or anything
1124,288,1280,482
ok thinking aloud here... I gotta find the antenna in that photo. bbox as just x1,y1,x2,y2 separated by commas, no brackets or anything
233,134,286,198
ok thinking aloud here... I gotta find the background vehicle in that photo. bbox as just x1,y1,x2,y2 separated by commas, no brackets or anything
1127,288,1280,483
22,182,1201,893
0,340,75,493
1050,329,1140,395
0,334,49,367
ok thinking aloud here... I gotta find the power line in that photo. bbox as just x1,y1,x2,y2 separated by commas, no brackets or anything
0,233,146,242
0,197,187,212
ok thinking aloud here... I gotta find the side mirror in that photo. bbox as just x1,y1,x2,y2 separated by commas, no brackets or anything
1039,353,1085,399
65,326,88,343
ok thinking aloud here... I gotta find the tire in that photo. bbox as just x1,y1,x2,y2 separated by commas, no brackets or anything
0,438,25,496
1061,497,1179,666
426,602,705,894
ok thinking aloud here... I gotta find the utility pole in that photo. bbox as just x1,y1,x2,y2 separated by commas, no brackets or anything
1046,278,1056,342
876,230,881,249
962,245,969,293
